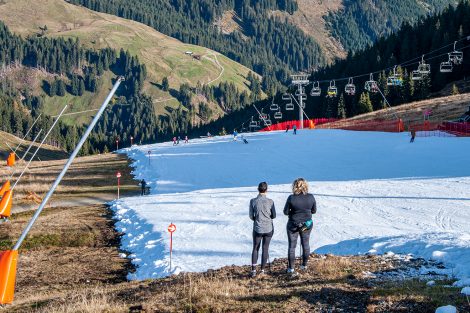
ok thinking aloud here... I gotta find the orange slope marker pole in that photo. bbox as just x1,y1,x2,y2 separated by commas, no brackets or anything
7,129,44,181
0,108,67,222
0,77,124,305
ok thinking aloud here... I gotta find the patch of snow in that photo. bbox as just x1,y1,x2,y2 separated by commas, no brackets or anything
427,280,436,286
461,286,470,295
113,130,470,281
435,305,457,313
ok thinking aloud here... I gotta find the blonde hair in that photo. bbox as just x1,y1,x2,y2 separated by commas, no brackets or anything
292,178,309,195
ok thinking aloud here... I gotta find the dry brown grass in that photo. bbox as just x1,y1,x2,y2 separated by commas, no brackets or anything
0,152,139,211
322,92,470,129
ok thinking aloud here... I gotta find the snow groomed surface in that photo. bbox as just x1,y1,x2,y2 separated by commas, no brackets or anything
113,130,470,287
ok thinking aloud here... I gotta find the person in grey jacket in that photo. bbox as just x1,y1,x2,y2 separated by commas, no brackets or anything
249,181,276,277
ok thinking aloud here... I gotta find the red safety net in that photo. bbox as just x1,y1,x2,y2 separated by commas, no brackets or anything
438,122,470,137
260,119,338,132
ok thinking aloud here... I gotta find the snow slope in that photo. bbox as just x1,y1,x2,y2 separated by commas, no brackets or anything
113,130,470,286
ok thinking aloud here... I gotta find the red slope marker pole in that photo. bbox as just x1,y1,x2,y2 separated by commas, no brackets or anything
168,223,176,272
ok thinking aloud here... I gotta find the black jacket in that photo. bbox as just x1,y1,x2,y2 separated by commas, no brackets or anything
283,193,317,226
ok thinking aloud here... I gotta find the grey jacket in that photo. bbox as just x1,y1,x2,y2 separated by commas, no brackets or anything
249,194,276,234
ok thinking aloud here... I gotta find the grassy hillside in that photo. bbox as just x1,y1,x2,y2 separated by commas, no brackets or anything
0,0,257,121
0,130,68,162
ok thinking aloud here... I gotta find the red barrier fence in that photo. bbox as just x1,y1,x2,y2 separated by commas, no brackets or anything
438,122,470,137
260,118,470,137
260,119,337,132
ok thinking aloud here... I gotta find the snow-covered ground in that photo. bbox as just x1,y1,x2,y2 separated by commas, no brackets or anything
113,130,470,287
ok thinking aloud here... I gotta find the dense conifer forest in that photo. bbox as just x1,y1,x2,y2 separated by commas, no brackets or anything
325,0,458,52
194,1,470,135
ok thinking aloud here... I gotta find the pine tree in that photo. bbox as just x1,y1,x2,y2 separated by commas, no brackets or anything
56,79,66,96
78,78,85,96
451,84,459,95
357,92,373,114
337,93,346,118
162,76,169,91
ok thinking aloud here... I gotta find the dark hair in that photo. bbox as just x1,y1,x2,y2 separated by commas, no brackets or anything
258,182,268,193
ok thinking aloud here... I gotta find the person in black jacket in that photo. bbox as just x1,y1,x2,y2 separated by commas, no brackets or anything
283,178,317,274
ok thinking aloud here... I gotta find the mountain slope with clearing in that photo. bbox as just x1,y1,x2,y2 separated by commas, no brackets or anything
0,0,257,118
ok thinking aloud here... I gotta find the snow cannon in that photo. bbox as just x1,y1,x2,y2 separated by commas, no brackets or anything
0,189,13,219
6,153,15,167
309,120,315,129
0,250,19,304
0,180,10,197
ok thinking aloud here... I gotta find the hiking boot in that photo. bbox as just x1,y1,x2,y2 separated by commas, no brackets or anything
300,265,308,271
259,269,266,276
250,270,256,278
287,268,297,276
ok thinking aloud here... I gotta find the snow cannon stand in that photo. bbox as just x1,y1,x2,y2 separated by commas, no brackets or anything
0,250,18,304
0,189,13,221
0,180,10,197
6,153,15,167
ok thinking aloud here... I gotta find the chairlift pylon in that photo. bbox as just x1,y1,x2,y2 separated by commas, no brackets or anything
449,41,463,65
327,80,338,97
440,54,453,73
345,77,356,96
310,81,321,96
364,73,379,93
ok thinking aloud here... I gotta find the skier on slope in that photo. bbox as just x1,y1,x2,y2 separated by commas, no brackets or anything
249,182,276,277
285,125,290,133
283,178,316,275
140,179,147,196
410,129,416,143
233,130,238,141
293,124,297,135
185,135,189,144
173,137,177,146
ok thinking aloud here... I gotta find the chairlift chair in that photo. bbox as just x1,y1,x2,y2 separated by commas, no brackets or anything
345,77,356,95
263,118,272,127
449,41,463,65
285,101,294,111
282,93,291,101
295,89,306,97
300,95,307,101
411,70,422,81
327,80,338,97
274,109,282,119
440,54,453,73
364,73,379,93
387,66,403,86
310,81,321,96
249,117,259,128
417,56,431,75
270,102,279,111
259,109,268,120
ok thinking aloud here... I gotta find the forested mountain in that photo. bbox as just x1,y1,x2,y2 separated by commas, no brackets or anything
193,1,470,136
68,0,325,94
0,20,157,154
325,0,459,52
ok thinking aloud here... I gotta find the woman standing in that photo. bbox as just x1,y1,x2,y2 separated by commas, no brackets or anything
249,182,276,277
283,178,317,274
